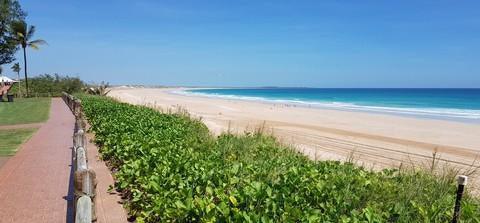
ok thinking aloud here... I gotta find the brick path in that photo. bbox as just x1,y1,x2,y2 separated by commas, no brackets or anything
0,98,74,222
0,157,9,169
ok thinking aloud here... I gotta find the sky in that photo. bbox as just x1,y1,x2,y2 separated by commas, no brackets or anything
9,0,480,87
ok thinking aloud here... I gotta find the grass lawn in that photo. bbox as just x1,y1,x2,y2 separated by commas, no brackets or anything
0,128,38,156
0,98,51,125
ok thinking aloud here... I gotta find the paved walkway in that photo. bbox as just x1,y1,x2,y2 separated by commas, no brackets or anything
0,157,9,169
0,98,75,222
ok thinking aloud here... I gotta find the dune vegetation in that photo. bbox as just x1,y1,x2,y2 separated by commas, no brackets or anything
79,95,480,223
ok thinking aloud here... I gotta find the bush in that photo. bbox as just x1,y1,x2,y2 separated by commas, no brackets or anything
9,73,84,97
79,95,480,223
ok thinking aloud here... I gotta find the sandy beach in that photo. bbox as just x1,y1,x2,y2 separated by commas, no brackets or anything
109,87,480,176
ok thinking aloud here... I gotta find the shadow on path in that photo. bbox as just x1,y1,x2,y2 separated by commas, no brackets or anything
64,146,75,223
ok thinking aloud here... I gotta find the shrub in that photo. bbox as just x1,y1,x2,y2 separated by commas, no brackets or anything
9,73,84,97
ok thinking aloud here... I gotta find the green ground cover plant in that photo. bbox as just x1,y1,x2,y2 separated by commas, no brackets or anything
79,95,480,223
0,97,50,125
0,128,37,156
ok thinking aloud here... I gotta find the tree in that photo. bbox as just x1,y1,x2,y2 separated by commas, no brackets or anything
0,0,26,64
11,61,18,72
7,73,84,96
11,61,19,77
11,62,19,93
11,20,46,97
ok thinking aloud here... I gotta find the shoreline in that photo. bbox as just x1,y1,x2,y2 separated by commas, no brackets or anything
174,88,480,124
109,87,480,185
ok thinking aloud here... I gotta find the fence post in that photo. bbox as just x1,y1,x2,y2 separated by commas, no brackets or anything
76,147,88,171
74,169,97,221
75,196,92,223
452,175,468,223
74,99,81,117
74,129,85,149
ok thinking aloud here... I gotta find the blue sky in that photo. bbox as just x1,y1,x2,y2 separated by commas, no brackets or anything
11,0,480,87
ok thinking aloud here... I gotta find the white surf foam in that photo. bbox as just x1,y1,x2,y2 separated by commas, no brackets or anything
172,89,480,121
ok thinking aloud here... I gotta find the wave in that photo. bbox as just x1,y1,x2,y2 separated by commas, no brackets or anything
172,89,480,121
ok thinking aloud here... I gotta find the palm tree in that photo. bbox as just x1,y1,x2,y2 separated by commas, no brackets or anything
11,62,20,79
11,21,47,97
0,66,3,89
11,63,21,95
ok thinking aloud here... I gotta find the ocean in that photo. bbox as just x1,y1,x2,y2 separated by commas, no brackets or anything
181,88,480,122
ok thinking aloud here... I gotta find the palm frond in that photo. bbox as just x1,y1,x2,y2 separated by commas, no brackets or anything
28,39,47,50
10,20,27,36
26,25,36,40
16,32,25,39
84,82,111,96
11,20,27,47
29,39,47,45
29,44,39,50
11,63,20,73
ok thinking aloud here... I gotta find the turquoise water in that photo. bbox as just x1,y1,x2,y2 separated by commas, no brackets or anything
181,88,480,122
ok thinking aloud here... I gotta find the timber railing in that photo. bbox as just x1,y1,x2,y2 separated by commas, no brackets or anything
62,92,96,223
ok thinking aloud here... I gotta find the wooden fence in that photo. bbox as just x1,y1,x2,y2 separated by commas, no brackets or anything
62,92,96,223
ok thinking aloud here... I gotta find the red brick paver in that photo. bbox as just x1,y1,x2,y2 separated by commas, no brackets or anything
0,98,75,223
